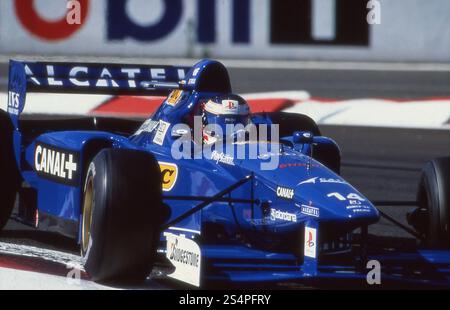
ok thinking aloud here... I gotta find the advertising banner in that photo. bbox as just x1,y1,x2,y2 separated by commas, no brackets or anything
0,0,449,61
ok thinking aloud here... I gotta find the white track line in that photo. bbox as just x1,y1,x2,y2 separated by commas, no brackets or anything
284,98,450,129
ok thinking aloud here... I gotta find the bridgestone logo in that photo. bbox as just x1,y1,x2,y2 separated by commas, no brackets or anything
169,240,200,268
34,143,79,186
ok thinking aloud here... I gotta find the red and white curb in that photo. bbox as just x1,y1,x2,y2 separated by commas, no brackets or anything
1,91,449,129
0,241,171,290
284,97,450,129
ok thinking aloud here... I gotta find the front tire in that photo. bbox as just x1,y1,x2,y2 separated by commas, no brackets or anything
265,112,340,174
0,111,19,231
413,157,450,248
81,149,167,283
265,111,321,136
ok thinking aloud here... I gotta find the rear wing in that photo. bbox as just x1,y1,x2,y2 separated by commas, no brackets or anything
7,59,190,129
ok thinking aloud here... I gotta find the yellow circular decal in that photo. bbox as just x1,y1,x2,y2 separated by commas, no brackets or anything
159,162,178,191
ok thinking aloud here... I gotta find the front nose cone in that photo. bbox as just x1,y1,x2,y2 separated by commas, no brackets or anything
293,181,380,229
340,202,379,225
318,199,380,229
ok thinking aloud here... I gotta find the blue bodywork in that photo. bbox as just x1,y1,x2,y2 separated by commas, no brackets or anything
6,59,450,287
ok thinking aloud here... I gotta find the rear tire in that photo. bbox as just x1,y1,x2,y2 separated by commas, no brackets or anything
0,111,19,231
414,157,450,248
81,149,167,283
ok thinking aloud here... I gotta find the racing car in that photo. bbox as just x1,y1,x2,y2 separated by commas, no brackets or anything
0,59,449,287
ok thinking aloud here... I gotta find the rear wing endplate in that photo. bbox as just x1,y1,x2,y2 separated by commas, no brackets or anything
7,60,190,129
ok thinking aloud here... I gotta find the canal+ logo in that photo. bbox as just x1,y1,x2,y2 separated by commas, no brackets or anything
34,143,80,186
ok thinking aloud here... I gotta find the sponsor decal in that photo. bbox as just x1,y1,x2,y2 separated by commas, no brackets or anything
166,89,183,106
327,192,365,202
7,91,20,115
346,205,372,213
15,0,89,41
258,151,297,160
34,143,79,186
270,208,297,223
222,99,238,112
300,205,320,218
210,150,234,165
351,209,372,213
276,186,294,200
133,119,159,136
298,177,347,186
304,227,317,258
172,127,190,137
192,68,200,77
23,64,187,89
159,162,178,192
164,232,201,287
153,120,171,145
278,162,319,169
13,1,367,48
348,199,362,205
203,99,249,116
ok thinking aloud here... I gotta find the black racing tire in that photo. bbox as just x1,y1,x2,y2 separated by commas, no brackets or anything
313,142,341,175
264,111,321,137
81,148,167,283
0,111,19,231
416,157,450,248
265,112,340,174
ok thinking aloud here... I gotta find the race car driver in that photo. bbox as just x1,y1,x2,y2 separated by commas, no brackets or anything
200,94,252,145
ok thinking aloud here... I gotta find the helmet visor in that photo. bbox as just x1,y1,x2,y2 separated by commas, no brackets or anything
203,113,251,135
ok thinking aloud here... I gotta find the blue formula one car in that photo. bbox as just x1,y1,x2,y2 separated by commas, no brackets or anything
1,59,449,288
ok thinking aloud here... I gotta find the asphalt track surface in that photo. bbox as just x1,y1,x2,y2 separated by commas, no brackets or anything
1,60,450,289
230,68,450,99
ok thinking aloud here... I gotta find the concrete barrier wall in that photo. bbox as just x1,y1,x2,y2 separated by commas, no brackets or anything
0,0,449,62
